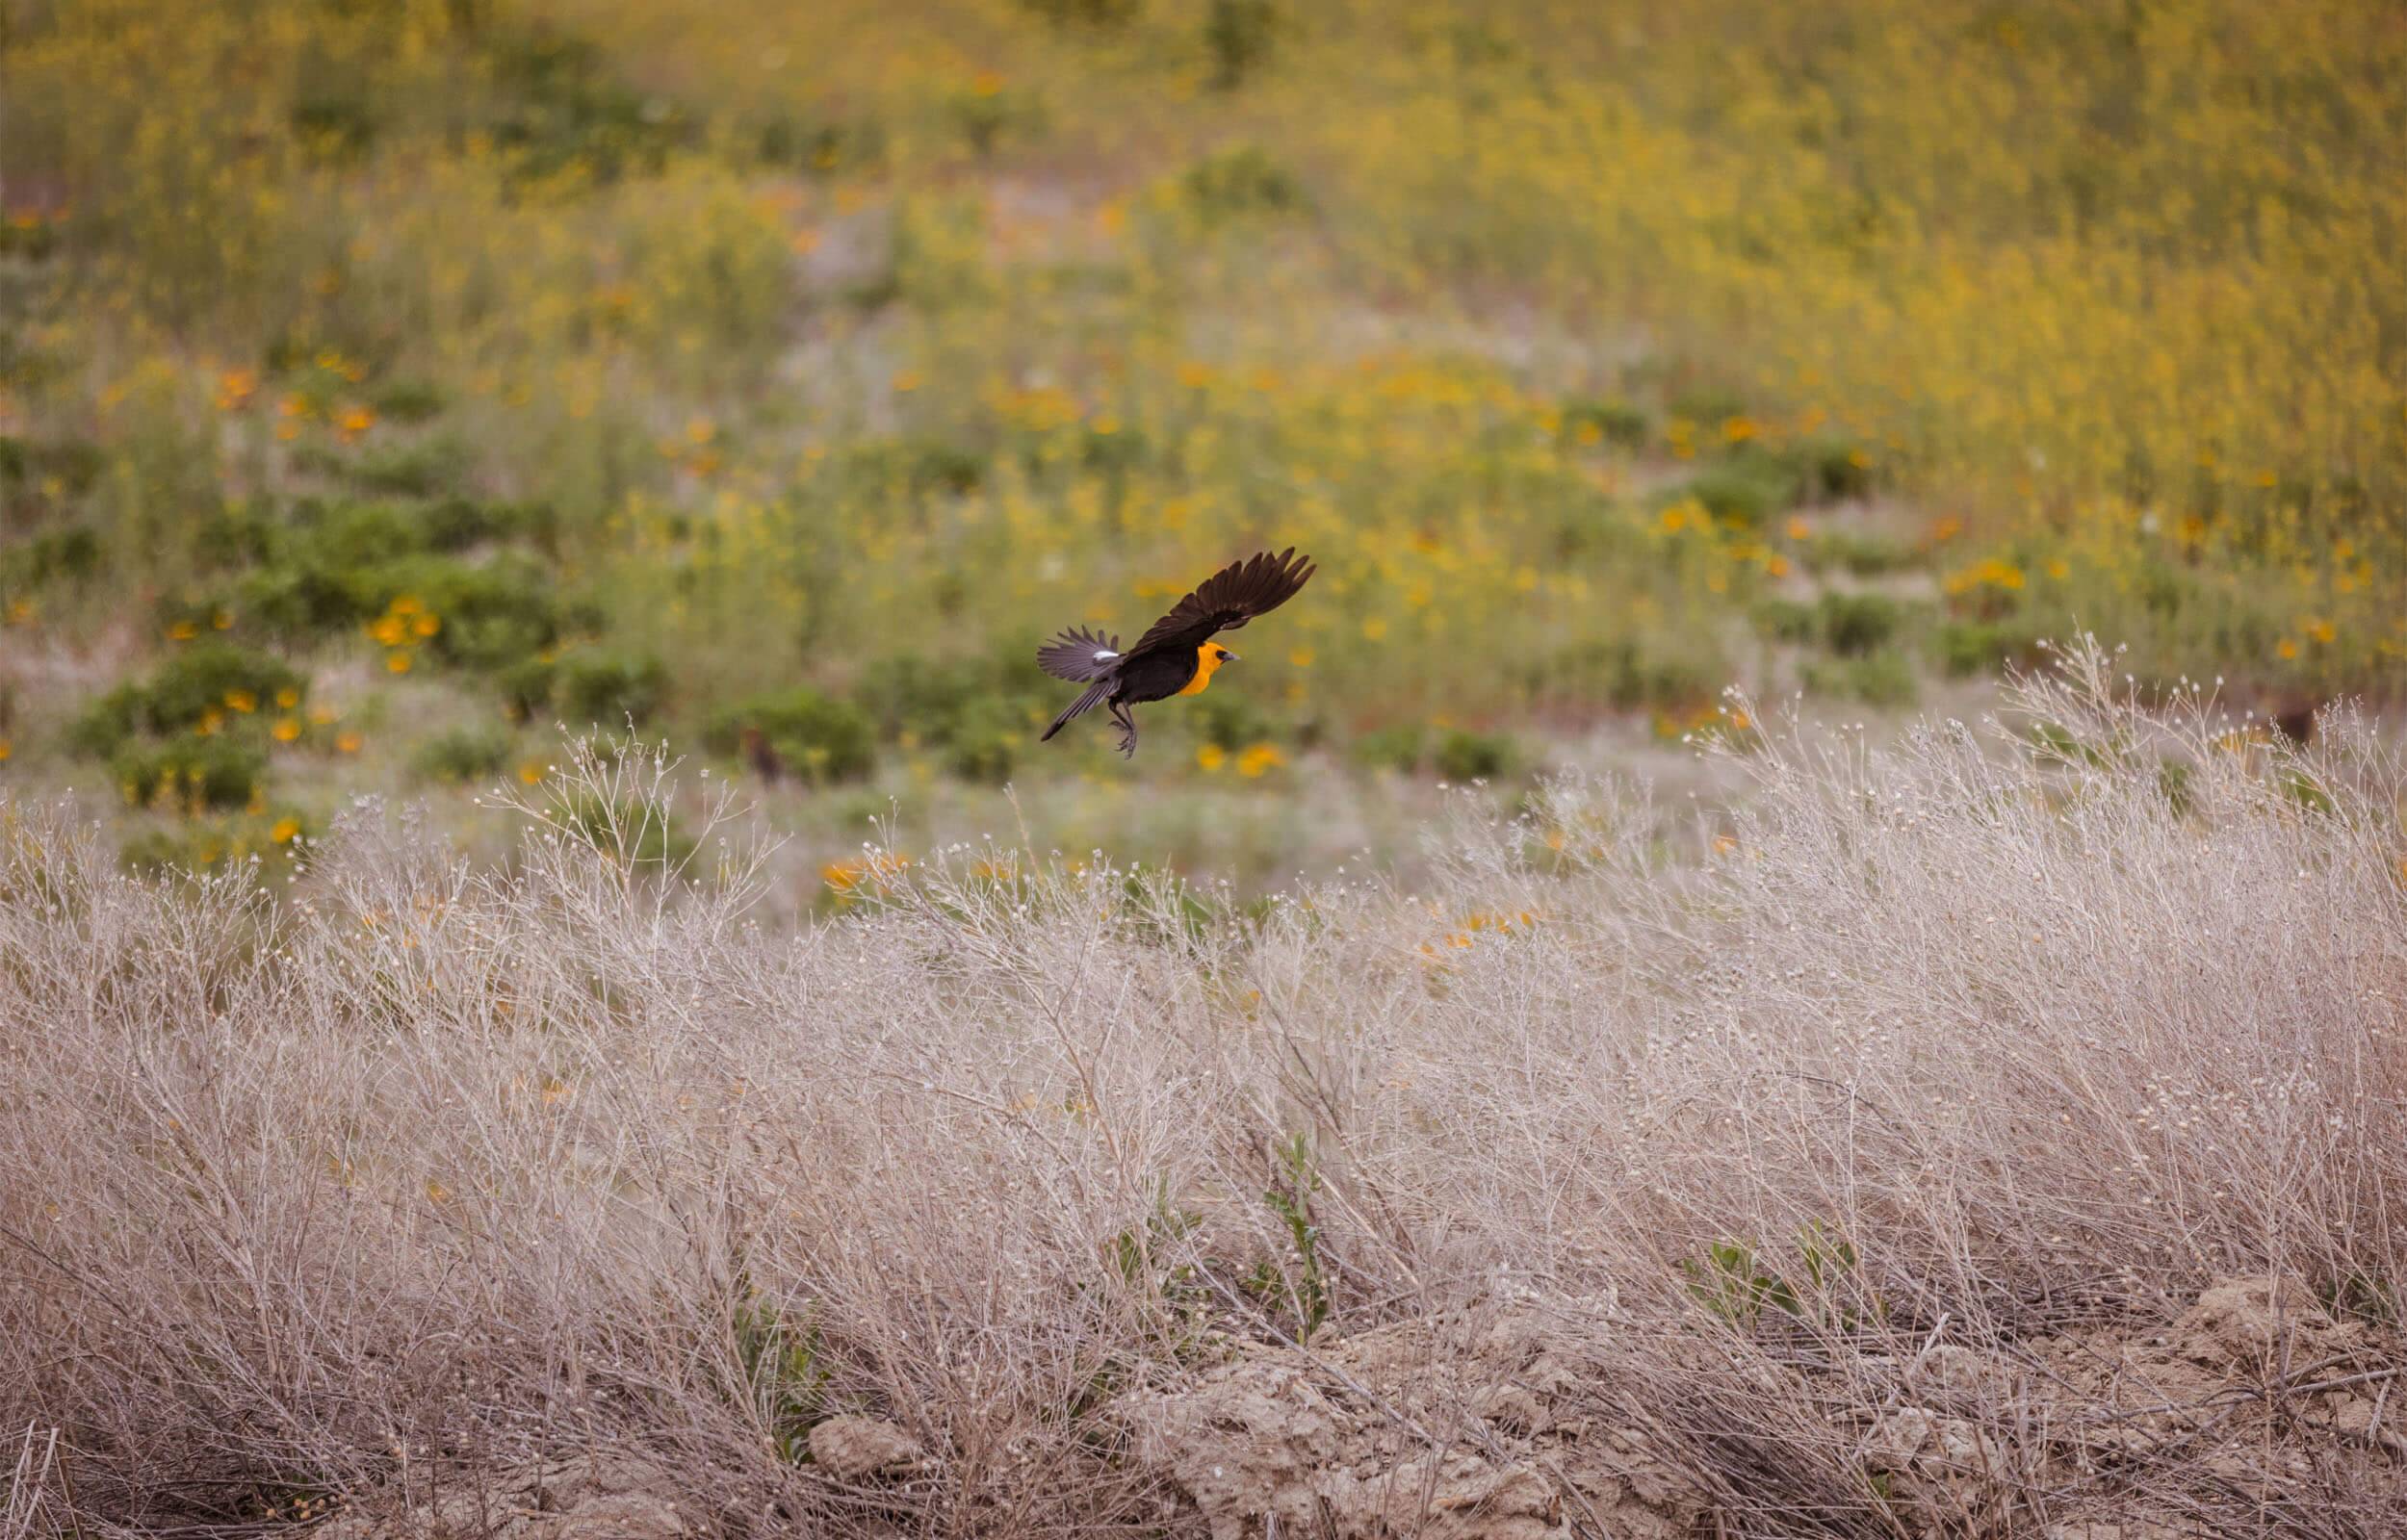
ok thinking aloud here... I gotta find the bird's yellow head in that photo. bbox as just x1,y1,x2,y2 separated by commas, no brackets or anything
1178,643,1237,696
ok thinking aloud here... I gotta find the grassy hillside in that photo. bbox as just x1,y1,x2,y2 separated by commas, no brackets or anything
2,0,2403,885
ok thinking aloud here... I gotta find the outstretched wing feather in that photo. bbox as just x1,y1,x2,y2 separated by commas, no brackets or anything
1036,625,1125,682
1126,548,1316,660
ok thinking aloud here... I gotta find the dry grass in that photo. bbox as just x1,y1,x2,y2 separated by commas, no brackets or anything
2,643,2403,1534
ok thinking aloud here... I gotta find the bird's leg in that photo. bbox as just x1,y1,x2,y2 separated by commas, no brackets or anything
1109,699,1138,759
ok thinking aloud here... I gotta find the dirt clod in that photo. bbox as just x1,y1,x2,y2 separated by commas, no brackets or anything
808,1415,924,1481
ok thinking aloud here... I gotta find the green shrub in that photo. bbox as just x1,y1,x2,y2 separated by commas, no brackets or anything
370,377,447,424
1791,435,1874,501
1752,599,1818,645
1021,0,1140,27
111,738,269,811
285,500,422,568
859,654,984,743
1355,724,1427,775
1181,144,1307,222
1204,0,1280,89
556,652,667,727
1935,620,2049,678
373,553,563,668
1807,529,1916,577
119,813,306,875
709,689,876,783
1558,398,1650,449
754,114,884,176
1804,650,1918,707
944,696,1026,784
290,92,378,161
74,644,305,749
479,22,686,182
1539,637,1718,712
1190,690,1279,753
412,726,514,784
349,435,471,497
420,498,556,552
498,658,557,722
1434,728,1516,782
0,526,102,592
1669,460,1797,529
1817,593,1903,656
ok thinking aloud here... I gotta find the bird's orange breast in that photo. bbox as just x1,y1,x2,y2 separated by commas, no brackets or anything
1176,644,1225,696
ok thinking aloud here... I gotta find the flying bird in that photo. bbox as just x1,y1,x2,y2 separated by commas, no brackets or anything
1037,548,1316,759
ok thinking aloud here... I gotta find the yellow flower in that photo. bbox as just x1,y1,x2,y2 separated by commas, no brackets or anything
1785,516,1811,542
1236,742,1285,778
1288,646,1314,668
2277,638,2299,660
272,718,301,743
223,689,256,713
518,761,546,784
0,739,11,762
1196,743,1228,771
386,652,412,674
2307,618,2336,645
167,620,197,641
336,405,375,442
412,612,440,637
274,687,299,708
270,817,300,844
335,731,364,754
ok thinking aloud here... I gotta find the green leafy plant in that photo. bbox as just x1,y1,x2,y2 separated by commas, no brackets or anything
732,1287,830,1466
707,688,876,783
1247,1132,1330,1341
411,726,514,784
556,651,667,727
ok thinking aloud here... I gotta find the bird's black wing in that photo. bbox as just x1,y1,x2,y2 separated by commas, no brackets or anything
1124,548,1316,660
1036,626,1125,682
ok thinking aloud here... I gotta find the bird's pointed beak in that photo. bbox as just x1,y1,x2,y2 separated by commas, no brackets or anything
1223,651,1241,662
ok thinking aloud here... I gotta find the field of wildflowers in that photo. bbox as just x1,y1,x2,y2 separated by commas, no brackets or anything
2,0,2402,881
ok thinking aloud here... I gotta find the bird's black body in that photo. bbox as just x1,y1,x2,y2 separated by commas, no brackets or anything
1037,548,1316,758
1112,648,1216,705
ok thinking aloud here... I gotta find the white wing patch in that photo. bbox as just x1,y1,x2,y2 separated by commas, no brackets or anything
1095,649,1119,660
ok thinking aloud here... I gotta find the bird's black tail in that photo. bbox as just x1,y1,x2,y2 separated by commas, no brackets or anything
1041,680,1110,742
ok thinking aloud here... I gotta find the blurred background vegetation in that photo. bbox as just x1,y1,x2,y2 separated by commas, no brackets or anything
2,0,2402,890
